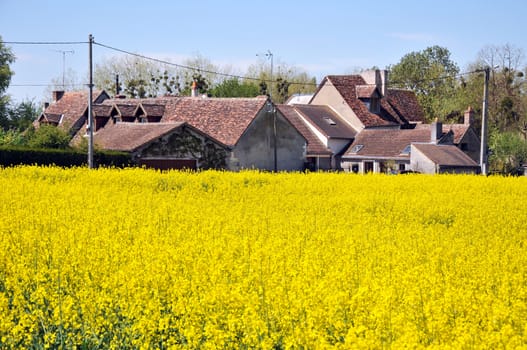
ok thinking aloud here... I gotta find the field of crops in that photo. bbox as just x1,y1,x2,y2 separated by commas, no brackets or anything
0,166,526,348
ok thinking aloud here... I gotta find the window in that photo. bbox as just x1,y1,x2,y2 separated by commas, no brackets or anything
350,144,363,154
323,117,336,125
400,145,411,155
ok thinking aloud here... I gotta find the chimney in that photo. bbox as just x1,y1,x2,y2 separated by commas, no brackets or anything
464,106,475,125
52,90,65,102
191,81,198,97
360,69,388,97
43,102,49,110
380,69,388,97
431,119,443,143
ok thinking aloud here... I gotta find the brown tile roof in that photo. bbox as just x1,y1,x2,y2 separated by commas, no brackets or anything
344,128,432,159
141,103,165,117
355,85,379,98
114,103,139,118
443,124,471,144
92,104,113,117
277,105,332,156
412,143,478,166
384,89,425,123
93,122,185,152
160,96,269,146
43,90,108,130
293,104,357,139
324,75,397,127
316,75,425,126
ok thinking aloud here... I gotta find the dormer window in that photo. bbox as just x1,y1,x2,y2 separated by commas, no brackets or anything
356,85,381,114
350,144,363,154
323,116,336,125
370,97,380,114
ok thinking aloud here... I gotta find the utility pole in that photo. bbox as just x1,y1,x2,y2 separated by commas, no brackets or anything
480,66,490,175
87,34,94,169
258,50,277,171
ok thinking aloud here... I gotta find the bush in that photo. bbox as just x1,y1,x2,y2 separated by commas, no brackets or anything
0,146,132,168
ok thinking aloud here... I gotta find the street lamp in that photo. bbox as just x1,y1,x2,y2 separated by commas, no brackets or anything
257,50,273,99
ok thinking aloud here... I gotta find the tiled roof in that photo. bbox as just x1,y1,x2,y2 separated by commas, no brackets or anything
324,75,397,127
384,89,425,123
355,85,379,98
444,124,471,144
277,105,332,156
114,103,139,118
93,122,185,152
344,128,432,158
293,104,357,139
413,143,478,166
92,104,113,117
141,103,165,117
160,96,269,146
43,90,108,129
317,75,425,127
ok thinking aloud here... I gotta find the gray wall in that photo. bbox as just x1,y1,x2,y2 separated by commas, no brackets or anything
230,109,306,171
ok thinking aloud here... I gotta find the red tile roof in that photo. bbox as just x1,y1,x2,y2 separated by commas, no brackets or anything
344,127,433,159
93,122,186,152
412,143,478,166
277,105,332,156
160,96,269,146
384,89,425,123
42,90,108,130
316,75,425,127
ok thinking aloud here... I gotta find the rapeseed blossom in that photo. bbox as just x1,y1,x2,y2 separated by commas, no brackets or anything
0,166,526,348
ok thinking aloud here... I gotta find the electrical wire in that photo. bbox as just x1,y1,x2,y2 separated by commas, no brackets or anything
3,39,489,90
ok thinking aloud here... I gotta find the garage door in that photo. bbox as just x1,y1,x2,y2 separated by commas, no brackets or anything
139,158,197,170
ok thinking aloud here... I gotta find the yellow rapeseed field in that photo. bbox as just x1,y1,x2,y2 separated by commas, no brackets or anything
0,166,526,349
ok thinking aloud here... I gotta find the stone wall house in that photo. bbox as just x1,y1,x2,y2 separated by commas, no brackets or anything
39,91,306,171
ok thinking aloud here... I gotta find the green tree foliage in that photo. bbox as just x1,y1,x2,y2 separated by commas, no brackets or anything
209,78,260,98
0,37,15,125
388,46,460,121
25,125,71,149
489,131,527,174
2,99,40,131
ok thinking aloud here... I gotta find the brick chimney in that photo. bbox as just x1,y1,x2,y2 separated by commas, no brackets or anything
431,119,443,143
52,90,65,102
464,106,475,125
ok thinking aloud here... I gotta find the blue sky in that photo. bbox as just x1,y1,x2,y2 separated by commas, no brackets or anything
2,0,526,103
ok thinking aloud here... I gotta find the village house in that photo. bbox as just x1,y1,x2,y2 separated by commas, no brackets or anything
38,90,307,171
279,70,481,174
36,69,481,174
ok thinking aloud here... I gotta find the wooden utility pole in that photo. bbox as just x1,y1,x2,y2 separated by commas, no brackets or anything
480,67,490,175
88,34,94,169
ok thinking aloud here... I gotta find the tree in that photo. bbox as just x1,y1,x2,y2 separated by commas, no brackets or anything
489,131,527,174
0,37,15,125
246,58,317,103
25,125,71,149
208,78,260,98
3,99,40,131
388,45,460,121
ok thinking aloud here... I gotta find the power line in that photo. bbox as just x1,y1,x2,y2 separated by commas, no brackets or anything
4,39,490,90
3,41,87,45
94,40,270,84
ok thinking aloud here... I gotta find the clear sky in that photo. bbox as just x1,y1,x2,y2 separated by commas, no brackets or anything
2,0,526,103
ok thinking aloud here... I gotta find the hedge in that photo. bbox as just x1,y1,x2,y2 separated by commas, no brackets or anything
0,147,133,168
